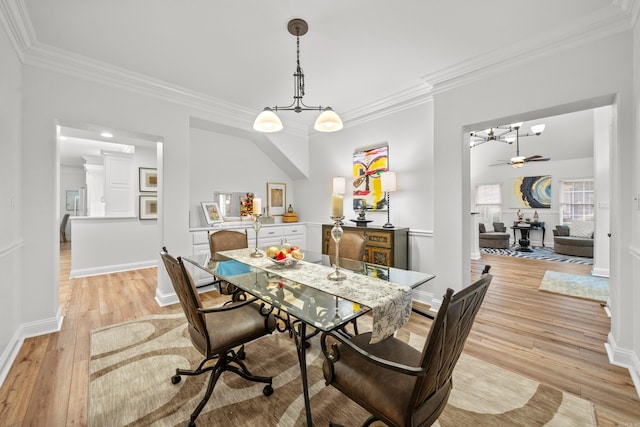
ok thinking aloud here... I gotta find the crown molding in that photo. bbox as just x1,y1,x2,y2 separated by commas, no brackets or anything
422,7,632,95
613,0,640,27
0,0,35,60
339,84,433,129
2,0,635,135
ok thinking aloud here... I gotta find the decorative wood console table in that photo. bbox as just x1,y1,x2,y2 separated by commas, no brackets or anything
511,221,546,251
322,224,409,269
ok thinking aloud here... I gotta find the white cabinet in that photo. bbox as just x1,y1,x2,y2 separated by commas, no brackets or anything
283,224,305,249
189,223,306,287
103,152,134,216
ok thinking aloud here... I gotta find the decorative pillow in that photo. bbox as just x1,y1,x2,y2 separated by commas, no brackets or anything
555,225,570,236
570,220,594,238
479,223,487,233
484,223,494,232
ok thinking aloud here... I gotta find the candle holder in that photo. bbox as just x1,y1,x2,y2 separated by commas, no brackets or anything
327,216,347,281
251,214,263,257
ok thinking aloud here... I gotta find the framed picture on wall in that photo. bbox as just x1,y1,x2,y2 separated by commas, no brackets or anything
139,167,158,192
139,195,158,220
201,201,224,225
65,190,79,211
267,182,286,216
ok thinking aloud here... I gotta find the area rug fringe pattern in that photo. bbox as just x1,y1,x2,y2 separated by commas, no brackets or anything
89,314,597,426
539,270,609,302
480,246,593,265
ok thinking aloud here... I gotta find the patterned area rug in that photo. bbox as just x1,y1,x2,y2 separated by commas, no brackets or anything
480,246,593,265
89,314,596,426
539,270,609,302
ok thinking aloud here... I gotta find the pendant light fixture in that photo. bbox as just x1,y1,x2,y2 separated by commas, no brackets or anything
253,19,343,133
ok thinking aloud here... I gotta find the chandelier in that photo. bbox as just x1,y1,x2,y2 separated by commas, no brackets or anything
253,19,343,133
470,122,548,168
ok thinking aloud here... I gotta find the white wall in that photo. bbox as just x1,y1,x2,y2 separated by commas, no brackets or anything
631,18,640,392
294,102,435,276
188,127,293,227
69,217,158,277
0,20,23,384
432,31,636,382
471,156,594,247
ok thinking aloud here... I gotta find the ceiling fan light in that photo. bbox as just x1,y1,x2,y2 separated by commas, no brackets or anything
505,136,516,144
511,156,525,168
314,107,343,132
254,108,283,133
531,124,546,135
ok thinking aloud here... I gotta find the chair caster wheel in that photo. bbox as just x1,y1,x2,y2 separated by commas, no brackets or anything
263,384,274,396
237,348,246,360
304,341,311,349
171,375,181,385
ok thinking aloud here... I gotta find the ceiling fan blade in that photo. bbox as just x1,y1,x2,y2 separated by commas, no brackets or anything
524,154,542,160
525,156,551,162
489,160,511,166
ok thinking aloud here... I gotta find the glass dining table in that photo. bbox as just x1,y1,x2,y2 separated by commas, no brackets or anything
183,248,435,426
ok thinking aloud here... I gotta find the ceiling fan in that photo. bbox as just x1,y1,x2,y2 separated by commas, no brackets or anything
470,122,550,168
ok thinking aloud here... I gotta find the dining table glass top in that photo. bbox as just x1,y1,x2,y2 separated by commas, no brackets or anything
183,249,434,338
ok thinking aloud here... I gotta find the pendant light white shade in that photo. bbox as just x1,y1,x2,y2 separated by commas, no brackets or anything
253,108,283,133
314,108,344,132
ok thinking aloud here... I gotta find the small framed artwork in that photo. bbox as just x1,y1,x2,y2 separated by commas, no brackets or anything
139,195,158,220
267,182,286,216
139,167,158,192
65,190,79,211
201,201,224,225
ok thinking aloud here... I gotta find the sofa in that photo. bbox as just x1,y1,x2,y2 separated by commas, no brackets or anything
479,222,511,249
552,221,594,258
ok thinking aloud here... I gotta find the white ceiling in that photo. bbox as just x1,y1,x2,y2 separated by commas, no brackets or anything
10,2,634,165
21,0,633,126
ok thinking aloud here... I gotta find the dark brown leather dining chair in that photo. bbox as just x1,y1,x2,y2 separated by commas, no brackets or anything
328,230,366,263
208,229,248,297
160,247,276,427
320,271,493,427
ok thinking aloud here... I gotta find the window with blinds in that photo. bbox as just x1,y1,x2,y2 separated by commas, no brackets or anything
560,179,594,223
475,184,502,224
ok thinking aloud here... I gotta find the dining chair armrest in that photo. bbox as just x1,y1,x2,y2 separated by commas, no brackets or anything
197,297,259,313
321,330,426,377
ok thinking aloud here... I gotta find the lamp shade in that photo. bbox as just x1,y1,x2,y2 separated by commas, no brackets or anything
332,176,346,194
254,108,283,133
314,107,343,132
530,124,546,135
381,171,397,192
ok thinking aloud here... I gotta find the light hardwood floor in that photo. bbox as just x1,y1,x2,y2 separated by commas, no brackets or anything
0,242,638,426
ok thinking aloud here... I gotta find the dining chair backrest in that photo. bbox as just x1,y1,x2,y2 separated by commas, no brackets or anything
209,230,248,257
413,273,492,420
328,231,366,262
160,248,209,352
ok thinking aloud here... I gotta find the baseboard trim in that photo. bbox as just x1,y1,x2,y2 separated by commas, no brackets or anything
70,260,157,278
606,332,640,398
0,309,63,389
0,328,23,389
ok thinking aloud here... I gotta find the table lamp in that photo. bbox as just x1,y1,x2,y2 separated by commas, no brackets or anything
381,171,397,228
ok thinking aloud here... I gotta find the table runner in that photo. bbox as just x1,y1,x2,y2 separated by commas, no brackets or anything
216,249,412,343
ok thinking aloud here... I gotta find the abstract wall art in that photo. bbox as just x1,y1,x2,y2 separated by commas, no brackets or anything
352,143,389,211
508,175,551,209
